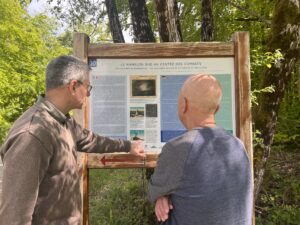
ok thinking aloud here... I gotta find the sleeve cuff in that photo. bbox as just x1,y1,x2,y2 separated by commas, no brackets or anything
124,140,131,153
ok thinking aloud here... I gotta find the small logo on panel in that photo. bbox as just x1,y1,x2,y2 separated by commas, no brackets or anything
89,59,97,67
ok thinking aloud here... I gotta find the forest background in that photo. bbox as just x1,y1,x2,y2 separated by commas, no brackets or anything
0,0,299,224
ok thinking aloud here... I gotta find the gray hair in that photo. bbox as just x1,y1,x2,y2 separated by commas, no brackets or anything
46,55,90,90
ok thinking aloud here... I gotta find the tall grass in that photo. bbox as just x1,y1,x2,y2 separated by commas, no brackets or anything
89,169,157,225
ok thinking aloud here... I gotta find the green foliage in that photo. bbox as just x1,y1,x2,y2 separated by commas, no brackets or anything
213,0,275,45
0,0,69,143
177,0,202,42
251,86,275,106
250,49,283,103
116,0,131,31
18,0,30,8
47,0,113,42
273,69,300,151
89,169,156,225
256,151,300,225
253,129,265,149
75,23,112,43
256,67,300,224
251,49,283,72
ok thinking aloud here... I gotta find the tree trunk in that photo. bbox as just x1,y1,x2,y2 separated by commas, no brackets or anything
128,0,155,43
154,0,183,42
105,0,125,43
201,0,214,41
297,59,300,101
253,0,300,201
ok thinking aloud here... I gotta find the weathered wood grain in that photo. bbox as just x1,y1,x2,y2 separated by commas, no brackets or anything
88,152,159,169
73,33,90,225
233,32,254,225
88,42,234,58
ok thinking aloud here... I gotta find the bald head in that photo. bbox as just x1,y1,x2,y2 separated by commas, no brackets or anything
180,74,222,114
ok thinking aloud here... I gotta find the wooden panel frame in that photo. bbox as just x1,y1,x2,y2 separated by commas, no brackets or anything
88,42,234,58
73,32,253,225
73,33,90,225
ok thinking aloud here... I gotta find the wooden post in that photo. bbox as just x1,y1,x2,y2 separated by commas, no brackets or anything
73,33,90,225
233,32,255,225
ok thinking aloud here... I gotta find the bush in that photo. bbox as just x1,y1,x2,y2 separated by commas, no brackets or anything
256,150,300,225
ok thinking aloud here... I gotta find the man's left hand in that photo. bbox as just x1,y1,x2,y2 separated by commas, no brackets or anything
155,196,173,222
130,141,145,157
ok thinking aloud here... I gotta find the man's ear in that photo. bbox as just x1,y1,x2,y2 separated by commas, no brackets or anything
68,80,77,93
183,97,188,114
214,104,220,114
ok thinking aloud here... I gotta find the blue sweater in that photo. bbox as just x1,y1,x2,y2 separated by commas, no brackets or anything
148,127,252,225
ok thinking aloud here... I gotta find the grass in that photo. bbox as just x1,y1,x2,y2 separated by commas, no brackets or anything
89,168,157,225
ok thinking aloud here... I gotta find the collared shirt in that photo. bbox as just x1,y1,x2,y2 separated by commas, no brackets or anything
40,95,71,124
0,96,130,225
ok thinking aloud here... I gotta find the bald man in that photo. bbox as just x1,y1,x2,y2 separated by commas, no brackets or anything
148,74,252,225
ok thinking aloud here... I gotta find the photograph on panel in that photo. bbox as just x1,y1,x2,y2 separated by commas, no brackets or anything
130,75,157,98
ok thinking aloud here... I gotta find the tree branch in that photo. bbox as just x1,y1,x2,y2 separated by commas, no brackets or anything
225,0,271,25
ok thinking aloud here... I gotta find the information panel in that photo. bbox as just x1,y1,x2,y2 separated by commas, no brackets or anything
89,57,235,152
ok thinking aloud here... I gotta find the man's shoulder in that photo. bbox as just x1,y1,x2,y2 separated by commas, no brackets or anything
6,105,57,142
164,129,199,151
2,105,59,154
